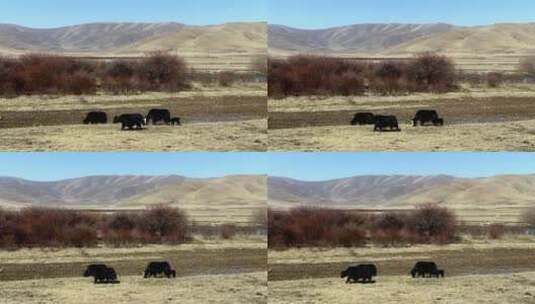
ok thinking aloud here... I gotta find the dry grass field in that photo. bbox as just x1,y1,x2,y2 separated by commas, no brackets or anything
0,119,267,151
269,272,535,304
0,85,267,151
0,273,266,304
268,119,535,151
0,240,267,303
268,87,535,151
268,237,535,303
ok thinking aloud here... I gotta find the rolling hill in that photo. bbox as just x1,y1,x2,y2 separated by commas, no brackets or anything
0,22,267,55
268,175,535,214
268,23,535,56
0,175,266,224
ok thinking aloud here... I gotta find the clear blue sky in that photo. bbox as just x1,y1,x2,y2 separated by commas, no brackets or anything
0,0,267,28
269,0,535,29
0,153,268,181
267,153,535,181
2,153,535,181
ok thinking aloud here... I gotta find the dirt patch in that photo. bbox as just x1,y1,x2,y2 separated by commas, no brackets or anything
268,247,535,281
269,96,535,129
0,95,266,129
0,247,265,282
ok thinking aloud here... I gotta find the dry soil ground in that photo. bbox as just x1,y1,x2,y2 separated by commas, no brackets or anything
0,240,267,303
268,237,535,303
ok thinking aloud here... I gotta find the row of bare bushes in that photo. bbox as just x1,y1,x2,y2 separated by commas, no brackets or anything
0,52,189,96
0,206,267,249
0,205,190,248
268,53,458,98
268,204,458,249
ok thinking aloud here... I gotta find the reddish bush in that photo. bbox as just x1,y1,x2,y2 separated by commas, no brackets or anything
0,206,191,248
406,203,458,243
136,51,189,91
138,205,190,243
374,212,407,246
406,53,458,92
218,71,236,87
268,207,368,248
488,224,505,239
268,53,458,97
219,224,237,239
0,52,190,96
486,72,504,88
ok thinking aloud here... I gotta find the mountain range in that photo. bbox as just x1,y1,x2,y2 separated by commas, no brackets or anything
268,175,535,211
268,23,535,56
0,175,266,211
0,22,266,55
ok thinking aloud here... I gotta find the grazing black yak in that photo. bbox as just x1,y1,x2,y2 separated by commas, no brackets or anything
144,261,176,278
374,115,400,132
170,117,181,126
83,112,108,124
410,261,444,278
341,264,377,283
413,110,443,126
351,113,375,125
113,114,145,130
83,264,119,284
146,109,171,125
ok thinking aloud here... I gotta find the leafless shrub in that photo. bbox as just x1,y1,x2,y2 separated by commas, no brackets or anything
136,51,189,91
219,224,237,239
218,71,237,87
406,203,458,243
519,56,535,76
251,56,267,76
486,72,504,88
488,224,505,240
522,207,535,226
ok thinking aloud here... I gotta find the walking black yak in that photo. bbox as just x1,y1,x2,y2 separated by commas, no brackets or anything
113,113,146,130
